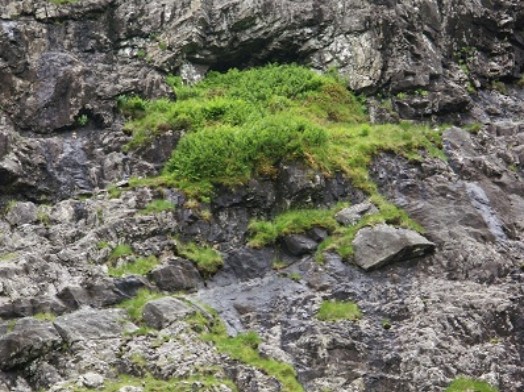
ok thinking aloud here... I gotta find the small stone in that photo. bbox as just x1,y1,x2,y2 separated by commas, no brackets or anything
335,202,378,226
79,372,104,389
282,234,318,256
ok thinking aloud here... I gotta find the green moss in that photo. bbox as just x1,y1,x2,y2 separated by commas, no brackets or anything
73,373,238,392
33,312,56,322
49,0,79,5
118,289,164,322
140,199,176,214
107,185,123,199
445,377,499,392
109,244,133,261
316,300,362,322
108,255,159,277
0,252,17,262
248,204,345,248
177,241,223,276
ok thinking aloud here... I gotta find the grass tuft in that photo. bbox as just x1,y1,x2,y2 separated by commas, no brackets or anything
445,377,499,392
108,255,159,278
140,199,176,214
118,289,164,322
177,241,223,277
316,300,362,322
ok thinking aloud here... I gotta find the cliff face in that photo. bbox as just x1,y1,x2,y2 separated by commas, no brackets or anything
0,1,523,392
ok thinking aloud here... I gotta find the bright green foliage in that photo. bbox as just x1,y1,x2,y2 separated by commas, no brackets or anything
177,241,223,276
122,64,443,203
316,300,362,322
108,255,159,277
118,289,163,322
202,322,304,392
109,244,133,261
445,377,499,392
33,312,56,322
73,373,238,392
50,0,79,5
248,204,345,248
140,199,176,214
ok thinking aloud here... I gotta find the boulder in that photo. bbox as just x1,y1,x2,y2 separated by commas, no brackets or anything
335,202,378,226
282,234,318,256
0,321,62,370
352,224,435,270
5,202,37,226
148,258,203,292
53,308,132,343
142,297,195,330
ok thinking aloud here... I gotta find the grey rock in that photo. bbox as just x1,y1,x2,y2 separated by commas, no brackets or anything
283,234,319,256
5,202,37,226
79,372,104,389
0,322,62,370
335,202,378,226
148,258,203,292
142,297,195,330
352,224,435,270
53,308,132,343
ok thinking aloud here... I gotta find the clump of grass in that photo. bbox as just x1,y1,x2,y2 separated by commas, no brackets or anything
177,241,223,276
445,377,498,392
140,199,176,214
118,289,164,322
97,241,110,250
33,312,56,322
248,204,346,248
108,255,159,277
107,185,122,199
109,244,133,261
288,272,302,282
316,300,362,322
0,252,17,262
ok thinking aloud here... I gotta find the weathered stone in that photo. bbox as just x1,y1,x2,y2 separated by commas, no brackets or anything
352,224,435,270
142,297,195,330
148,258,203,292
53,308,132,343
0,322,62,370
282,234,318,256
5,202,37,226
335,202,378,226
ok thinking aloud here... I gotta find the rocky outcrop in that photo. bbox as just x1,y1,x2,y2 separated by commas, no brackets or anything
0,0,523,391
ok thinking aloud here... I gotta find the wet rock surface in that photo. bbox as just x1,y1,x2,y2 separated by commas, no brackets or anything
0,0,522,391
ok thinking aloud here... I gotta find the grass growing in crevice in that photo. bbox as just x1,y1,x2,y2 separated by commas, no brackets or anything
316,300,362,322
108,244,133,262
187,309,304,392
140,199,176,214
118,288,164,322
177,241,223,276
108,255,159,278
72,373,238,392
445,377,499,392
248,203,346,248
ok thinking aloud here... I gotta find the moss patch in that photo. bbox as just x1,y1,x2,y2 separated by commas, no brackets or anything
316,300,362,322
177,241,223,276
108,255,159,278
445,377,499,392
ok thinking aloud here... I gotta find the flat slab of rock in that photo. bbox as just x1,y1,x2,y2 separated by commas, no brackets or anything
142,297,195,329
352,224,435,270
283,234,318,256
148,258,203,292
0,321,62,370
54,308,132,343
335,202,378,226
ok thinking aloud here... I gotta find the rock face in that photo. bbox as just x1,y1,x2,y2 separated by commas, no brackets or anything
352,224,436,270
0,0,523,392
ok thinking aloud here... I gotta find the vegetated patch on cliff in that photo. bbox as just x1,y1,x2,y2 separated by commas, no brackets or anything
121,64,444,203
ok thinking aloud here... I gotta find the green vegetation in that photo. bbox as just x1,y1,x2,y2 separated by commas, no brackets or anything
107,185,122,199
491,80,508,95
140,199,176,214
108,255,159,277
0,252,17,262
76,114,88,127
120,65,443,202
316,300,362,322
288,272,302,282
97,241,110,250
193,312,303,392
118,288,163,322
177,241,223,276
248,204,345,248
37,207,51,226
445,377,499,392
73,373,238,392
109,244,133,261
33,312,56,322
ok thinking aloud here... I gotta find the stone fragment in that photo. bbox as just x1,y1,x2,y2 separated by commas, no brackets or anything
335,202,378,226
148,258,203,292
0,322,62,370
53,308,132,343
283,234,318,256
79,372,104,389
142,297,195,330
352,224,435,270
5,202,37,226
